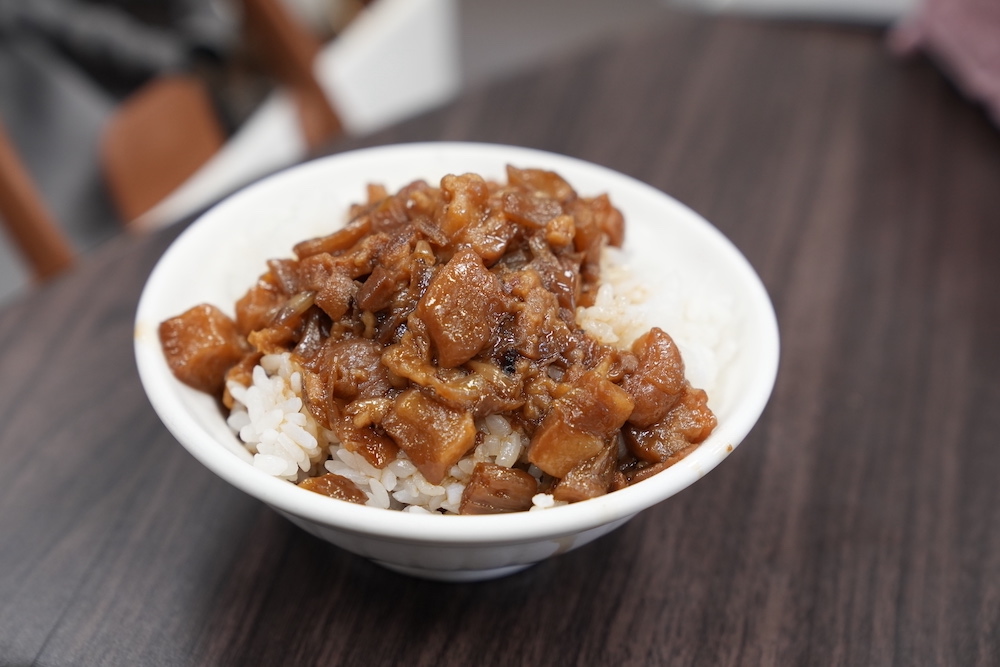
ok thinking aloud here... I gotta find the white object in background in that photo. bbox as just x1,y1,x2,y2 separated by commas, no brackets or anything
314,0,461,136
132,0,460,231
671,0,919,23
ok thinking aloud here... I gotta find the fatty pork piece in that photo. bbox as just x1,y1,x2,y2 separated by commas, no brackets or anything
299,473,368,504
440,173,520,265
527,370,635,478
159,304,248,395
415,246,506,368
459,462,538,514
617,328,716,481
552,440,617,502
622,327,687,427
624,384,716,464
381,388,477,484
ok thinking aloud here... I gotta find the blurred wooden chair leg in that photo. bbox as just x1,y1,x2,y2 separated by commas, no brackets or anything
241,0,343,150
0,119,75,281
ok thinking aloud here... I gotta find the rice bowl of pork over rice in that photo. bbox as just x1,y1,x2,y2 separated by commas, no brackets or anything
135,142,779,581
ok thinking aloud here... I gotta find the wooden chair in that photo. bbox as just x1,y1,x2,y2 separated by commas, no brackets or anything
1,0,345,281
101,0,345,224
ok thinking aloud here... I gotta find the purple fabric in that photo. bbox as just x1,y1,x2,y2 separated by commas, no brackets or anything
891,0,1000,126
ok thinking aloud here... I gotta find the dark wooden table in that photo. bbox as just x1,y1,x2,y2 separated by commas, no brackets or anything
2,10,998,666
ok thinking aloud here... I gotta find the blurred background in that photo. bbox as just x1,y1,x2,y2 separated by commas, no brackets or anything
0,0,971,306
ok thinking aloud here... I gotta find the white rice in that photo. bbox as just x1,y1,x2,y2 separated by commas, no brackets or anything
226,355,328,482
226,248,728,513
575,246,652,348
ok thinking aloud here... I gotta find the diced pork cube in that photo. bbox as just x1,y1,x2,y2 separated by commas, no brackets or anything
459,462,538,514
552,442,616,502
622,327,686,428
624,385,716,463
528,371,634,478
382,389,477,484
416,247,505,368
159,304,247,395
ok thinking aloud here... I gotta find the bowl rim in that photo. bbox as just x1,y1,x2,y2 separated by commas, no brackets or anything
135,141,780,545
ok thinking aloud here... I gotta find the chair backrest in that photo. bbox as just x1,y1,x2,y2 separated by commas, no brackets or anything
0,118,75,281
101,75,227,224
2,0,346,276
99,0,344,225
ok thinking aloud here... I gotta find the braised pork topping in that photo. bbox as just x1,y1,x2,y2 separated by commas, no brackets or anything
159,166,717,512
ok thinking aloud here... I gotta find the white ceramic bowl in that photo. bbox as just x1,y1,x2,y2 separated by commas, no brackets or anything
135,142,779,581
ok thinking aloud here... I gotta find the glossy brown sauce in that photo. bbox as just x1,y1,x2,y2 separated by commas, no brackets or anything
159,166,716,513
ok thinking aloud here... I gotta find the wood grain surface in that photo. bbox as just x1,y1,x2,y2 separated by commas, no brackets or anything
2,11,998,666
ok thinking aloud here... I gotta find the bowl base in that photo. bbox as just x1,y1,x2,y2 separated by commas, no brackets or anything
373,559,534,582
